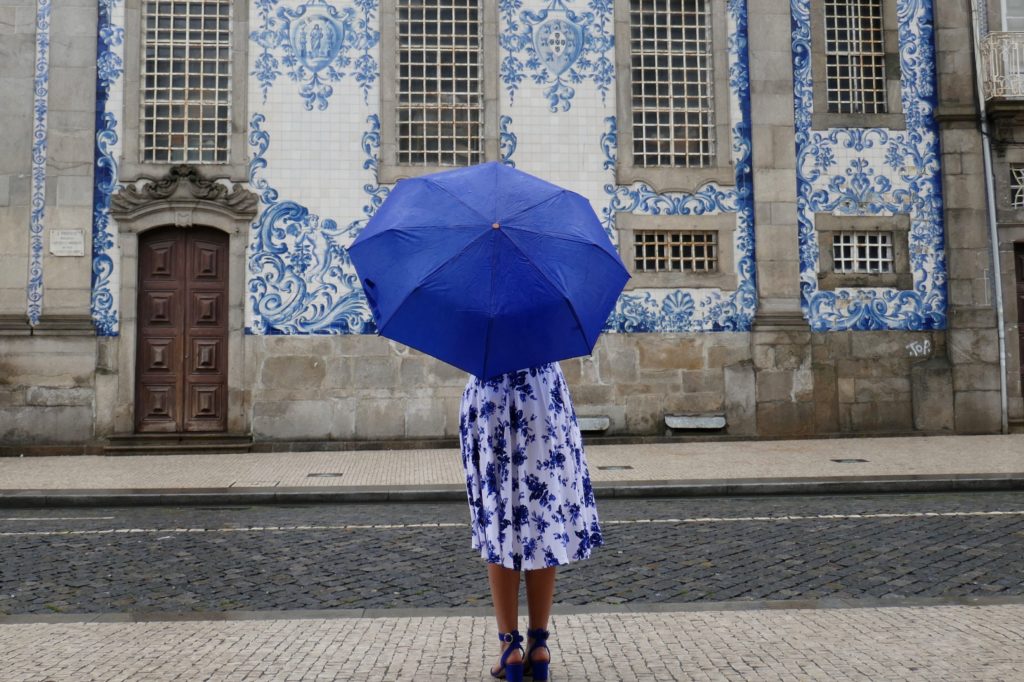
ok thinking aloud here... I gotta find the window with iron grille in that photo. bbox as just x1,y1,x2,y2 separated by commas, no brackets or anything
396,0,483,166
141,0,232,163
832,231,894,273
629,0,715,168
824,0,887,114
1012,165,1024,208
634,231,718,273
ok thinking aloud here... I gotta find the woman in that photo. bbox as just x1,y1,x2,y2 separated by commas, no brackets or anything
459,362,603,682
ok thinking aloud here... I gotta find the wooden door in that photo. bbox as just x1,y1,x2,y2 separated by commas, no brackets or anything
1017,244,1024,398
136,227,228,432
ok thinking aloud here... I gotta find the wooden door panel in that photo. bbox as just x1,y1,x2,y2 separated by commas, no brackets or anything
183,229,228,432
141,337,175,373
190,292,221,326
137,227,228,433
189,338,223,372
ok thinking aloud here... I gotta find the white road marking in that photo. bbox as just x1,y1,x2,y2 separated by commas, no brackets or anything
1,511,1022,537
0,516,115,522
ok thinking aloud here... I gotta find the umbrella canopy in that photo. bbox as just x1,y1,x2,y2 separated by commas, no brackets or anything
347,162,629,380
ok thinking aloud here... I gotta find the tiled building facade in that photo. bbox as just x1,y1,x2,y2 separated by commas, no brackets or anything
0,0,1017,451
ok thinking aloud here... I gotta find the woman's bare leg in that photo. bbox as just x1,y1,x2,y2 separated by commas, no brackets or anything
524,567,556,664
488,564,523,672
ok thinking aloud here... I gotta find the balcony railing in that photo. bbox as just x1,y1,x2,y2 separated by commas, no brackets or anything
981,31,1024,100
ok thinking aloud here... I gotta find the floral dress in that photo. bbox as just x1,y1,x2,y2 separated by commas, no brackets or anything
458,362,603,571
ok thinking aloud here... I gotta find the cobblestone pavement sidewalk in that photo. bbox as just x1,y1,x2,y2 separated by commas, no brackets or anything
2,435,1023,491
2,603,1021,681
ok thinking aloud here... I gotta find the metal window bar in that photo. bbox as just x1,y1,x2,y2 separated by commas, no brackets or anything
396,0,483,166
831,231,894,273
141,0,232,163
629,0,715,168
634,230,718,272
824,0,887,114
1012,165,1024,208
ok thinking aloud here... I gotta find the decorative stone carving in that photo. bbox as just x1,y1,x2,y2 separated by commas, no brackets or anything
111,165,258,219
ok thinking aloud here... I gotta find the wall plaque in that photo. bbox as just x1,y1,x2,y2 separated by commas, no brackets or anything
49,229,85,257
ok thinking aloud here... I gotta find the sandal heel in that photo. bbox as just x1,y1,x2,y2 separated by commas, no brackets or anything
525,627,552,681
491,630,525,681
504,662,524,682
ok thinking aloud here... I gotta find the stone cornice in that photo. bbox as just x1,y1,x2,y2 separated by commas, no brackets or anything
111,165,258,221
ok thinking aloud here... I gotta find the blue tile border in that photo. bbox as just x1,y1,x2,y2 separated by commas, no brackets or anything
600,0,757,333
791,0,947,331
90,0,124,336
27,0,51,327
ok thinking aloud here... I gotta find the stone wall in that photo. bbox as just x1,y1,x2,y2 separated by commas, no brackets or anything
244,329,950,443
0,336,96,446
934,1,1006,434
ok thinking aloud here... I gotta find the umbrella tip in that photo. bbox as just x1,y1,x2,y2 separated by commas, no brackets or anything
492,222,500,229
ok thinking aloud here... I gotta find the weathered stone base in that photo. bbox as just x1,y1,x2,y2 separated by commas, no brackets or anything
0,327,1006,448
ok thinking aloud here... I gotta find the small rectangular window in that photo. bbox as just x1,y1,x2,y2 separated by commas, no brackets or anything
629,0,715,168
1012,165,1024,208
634,231,718,273
832,231,894,273
141,0,232,163
396,0,483,167
824,0,887,114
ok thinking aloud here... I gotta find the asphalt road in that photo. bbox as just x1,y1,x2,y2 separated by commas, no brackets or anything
2,492,1022,615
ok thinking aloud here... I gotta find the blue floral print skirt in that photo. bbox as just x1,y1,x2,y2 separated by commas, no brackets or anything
459,362,603,571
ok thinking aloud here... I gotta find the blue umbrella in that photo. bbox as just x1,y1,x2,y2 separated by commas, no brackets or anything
347,162,629,380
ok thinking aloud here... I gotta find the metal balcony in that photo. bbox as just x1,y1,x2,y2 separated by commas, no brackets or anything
981,31,1024,100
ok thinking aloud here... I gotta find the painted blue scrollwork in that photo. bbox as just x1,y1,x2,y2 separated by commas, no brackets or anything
28,0,51,327
499,115,518,167
499,0,613,112
791,0,946,332
600,0,757,334
248,114,377,334
251,0,380,110
91,0,124,335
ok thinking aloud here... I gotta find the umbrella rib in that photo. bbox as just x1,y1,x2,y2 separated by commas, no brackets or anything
497,230,591,349
481,232,499,378
350,223,483,249
422,178,493,224
373,228,493,331
499,190,569,224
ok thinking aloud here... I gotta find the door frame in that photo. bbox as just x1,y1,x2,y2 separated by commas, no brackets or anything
101,166,257,436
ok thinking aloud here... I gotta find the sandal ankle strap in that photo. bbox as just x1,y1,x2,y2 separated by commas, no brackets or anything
527,627,549,643
498,630,524,645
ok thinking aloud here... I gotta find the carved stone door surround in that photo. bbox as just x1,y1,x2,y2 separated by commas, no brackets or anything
99,165,257,437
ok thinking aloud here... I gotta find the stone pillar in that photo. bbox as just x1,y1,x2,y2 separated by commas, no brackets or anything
42,1,98,321
747,0,814,436
0,1,36,322
934,1,1003,433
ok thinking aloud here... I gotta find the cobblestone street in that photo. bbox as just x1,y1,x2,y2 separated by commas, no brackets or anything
3,603,1022,681
2,493,1023,614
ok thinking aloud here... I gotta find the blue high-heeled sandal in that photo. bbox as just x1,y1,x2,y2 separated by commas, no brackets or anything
524,627,550,681
490,630,524,682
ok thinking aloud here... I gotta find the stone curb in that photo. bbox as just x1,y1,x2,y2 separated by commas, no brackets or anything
3,595,1023,625
1,473,1022,507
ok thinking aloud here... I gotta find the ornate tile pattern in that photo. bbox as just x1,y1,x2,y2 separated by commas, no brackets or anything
28,0,52,327
246,112,380,333
91,0,125,336
499,0,614,112
251,0,380,110
791,0,947,331
602,0,756,333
